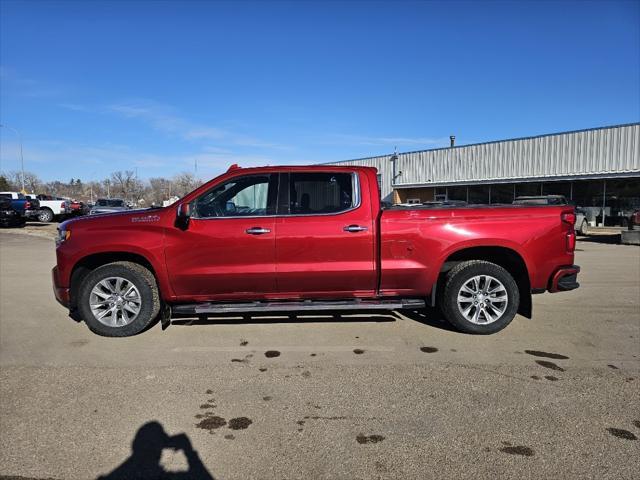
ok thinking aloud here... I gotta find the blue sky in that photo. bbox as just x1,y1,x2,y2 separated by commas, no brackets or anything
1,0,639,182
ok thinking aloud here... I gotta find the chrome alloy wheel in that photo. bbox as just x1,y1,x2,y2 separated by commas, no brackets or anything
89,277,142,327
457,275,508,325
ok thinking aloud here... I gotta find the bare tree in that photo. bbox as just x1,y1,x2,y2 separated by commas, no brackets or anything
0,169,206,204
108,170,145,202
172,172,201,198
5,170,42,193
148,177,173,206
110,171,135,198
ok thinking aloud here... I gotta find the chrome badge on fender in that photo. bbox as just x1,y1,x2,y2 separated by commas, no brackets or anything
131,215,161,223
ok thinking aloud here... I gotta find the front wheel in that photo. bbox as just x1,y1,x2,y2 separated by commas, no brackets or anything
77,261,161,337
440,260,520,334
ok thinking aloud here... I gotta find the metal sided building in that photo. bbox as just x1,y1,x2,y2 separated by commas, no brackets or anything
329,123,640,227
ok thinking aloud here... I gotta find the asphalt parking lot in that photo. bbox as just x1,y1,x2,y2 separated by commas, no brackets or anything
0,229,638,480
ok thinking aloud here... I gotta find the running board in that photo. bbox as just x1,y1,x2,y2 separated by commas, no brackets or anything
171,298,425,315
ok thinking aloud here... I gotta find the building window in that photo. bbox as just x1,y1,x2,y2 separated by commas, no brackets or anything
468,185,490,204
448,186,467,202
541,181,572,199
603,178,640,226
515,183,542,197
572,180,604,208
490,183,515,204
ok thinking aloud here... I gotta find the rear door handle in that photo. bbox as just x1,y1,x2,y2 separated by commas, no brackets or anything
343,225,368,233
246,227,271,235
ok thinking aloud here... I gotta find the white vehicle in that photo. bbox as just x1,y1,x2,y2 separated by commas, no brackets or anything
28,195,70,223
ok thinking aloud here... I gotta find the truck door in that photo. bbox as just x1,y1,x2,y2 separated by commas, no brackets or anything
275,171,376,297
164,173,279,300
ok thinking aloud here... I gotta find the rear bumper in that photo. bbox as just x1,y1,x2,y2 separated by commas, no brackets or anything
549,265,581,293
52,266,70,308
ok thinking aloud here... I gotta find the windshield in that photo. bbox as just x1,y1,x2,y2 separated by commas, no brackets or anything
96,199,125,207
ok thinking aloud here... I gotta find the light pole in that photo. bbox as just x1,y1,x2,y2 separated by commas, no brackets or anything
0,123,25,192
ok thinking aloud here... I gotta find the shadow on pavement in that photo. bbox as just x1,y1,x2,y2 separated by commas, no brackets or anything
24,222,54,228
400,308,459,332
171,311,398,326
97,421,214,480
577,234,621,244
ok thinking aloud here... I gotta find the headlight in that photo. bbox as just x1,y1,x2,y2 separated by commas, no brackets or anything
56,227,71,246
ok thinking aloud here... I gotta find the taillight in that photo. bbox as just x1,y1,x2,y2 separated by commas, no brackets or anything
25,201,31,210
562,211,576,252
61,202,66,210
561,212,576,225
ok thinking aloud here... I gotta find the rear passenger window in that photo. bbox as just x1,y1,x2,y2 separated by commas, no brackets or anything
289,172,355,215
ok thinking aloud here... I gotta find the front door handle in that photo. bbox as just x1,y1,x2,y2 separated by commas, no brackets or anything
246,227,271,235
343,225,368,233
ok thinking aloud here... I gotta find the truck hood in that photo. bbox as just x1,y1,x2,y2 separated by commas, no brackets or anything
62,208,166,230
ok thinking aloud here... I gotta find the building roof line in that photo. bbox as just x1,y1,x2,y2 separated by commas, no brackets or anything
393,171,640,189
331,122,640,164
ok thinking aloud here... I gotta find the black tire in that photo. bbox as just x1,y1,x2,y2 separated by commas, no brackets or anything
578,220,588,236
77,261,161,337
440,260,520,334
38,208,54,223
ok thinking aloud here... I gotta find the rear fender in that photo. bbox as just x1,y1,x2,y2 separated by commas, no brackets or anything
430,241,533,319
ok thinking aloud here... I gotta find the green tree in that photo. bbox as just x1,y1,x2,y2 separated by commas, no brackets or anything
0,175,10,191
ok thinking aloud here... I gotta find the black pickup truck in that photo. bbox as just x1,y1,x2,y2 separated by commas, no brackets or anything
0,197,26,227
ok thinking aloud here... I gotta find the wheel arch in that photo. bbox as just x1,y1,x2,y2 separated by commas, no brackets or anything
433,246,532,318
69,251,160,311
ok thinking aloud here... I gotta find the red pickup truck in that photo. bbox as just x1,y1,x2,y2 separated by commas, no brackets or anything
52,165,580,337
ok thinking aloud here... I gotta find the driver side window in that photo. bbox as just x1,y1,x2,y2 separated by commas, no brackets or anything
193,174,275,218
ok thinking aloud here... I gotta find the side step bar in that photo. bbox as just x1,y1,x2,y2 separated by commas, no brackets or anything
172,298,426,315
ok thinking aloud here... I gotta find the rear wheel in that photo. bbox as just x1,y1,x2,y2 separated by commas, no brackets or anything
440,260,519,334
578,219,588,236
77,262,160,337
38,208,54,223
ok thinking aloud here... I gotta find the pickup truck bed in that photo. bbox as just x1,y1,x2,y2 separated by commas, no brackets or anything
380,203,576,299
0,192,40,220
52,165,579,337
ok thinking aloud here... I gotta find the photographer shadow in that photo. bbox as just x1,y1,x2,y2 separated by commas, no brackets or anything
97,421,215,480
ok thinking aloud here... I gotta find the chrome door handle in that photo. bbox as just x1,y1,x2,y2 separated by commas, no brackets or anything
246,227,271,235
343,225,368,233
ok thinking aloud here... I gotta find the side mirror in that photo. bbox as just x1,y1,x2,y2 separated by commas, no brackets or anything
176,202,191,230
